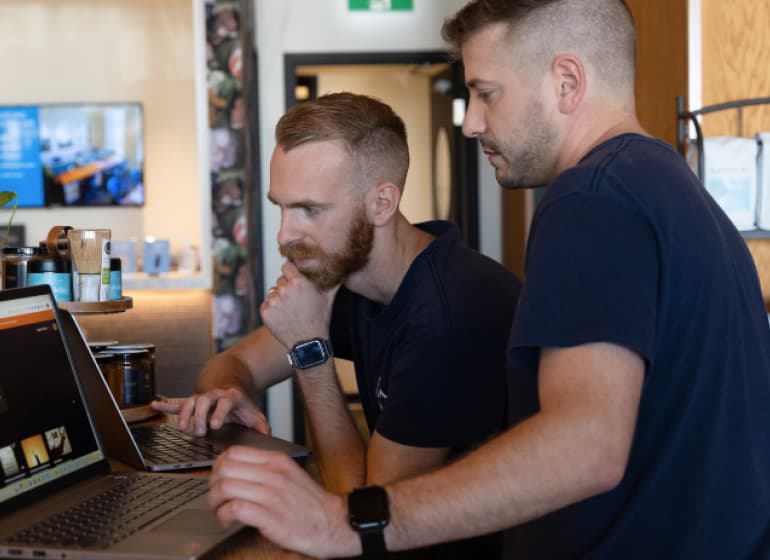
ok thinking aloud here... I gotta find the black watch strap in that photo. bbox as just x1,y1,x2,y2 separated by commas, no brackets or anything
359,529,387,559
348,485,390,559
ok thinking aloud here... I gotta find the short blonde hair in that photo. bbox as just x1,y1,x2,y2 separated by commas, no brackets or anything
275,92,410,192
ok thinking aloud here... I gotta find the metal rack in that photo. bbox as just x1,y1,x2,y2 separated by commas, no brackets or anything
676,95,770,180
676,95,770,237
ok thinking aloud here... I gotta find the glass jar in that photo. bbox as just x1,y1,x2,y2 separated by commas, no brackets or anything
94,351,120,403
111,347,154,407
2,246,40,288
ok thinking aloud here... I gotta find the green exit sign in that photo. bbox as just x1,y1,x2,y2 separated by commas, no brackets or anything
349,0,413,11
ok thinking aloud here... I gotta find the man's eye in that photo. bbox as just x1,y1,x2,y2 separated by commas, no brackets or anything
304,206,320,216
478,90,493,102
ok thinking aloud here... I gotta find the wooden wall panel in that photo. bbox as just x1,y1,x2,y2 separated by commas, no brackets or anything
502,0,689,277
626,0,689,147
701,0,770,136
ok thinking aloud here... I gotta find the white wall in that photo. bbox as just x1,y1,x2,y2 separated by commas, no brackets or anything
0,0,205,258
254,0,504,440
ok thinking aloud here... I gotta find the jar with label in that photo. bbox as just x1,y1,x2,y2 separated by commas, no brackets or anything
2,247,40,288
111,347,154,407
27,253,73,302
94,351,121,404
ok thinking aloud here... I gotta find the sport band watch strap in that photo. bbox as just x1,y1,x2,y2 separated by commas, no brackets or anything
348,485,389,559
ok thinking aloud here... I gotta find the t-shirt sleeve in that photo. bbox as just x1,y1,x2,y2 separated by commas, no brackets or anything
374,325,509,449
509,192,658,372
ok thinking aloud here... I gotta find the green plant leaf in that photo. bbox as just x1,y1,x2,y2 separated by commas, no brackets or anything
0,190,18,247
0,190,16,207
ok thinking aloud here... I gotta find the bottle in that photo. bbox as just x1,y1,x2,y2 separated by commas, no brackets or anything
109,257,122,300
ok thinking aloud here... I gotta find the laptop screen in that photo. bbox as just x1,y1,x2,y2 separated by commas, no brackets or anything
0,287,105,508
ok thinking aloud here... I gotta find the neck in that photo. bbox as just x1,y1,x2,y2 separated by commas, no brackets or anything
344,214,434,304
557,102,647,174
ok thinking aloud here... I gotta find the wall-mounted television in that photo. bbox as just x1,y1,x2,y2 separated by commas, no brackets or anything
0,102,145,208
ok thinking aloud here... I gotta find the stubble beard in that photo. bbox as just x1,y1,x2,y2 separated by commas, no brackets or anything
489,97,558,190
279,207,375,292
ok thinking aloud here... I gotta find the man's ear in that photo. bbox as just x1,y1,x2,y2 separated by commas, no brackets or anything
552,54,585,114
368,182,401,226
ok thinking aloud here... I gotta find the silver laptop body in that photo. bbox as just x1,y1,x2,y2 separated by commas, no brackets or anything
59,308,309,472
0,285,242,559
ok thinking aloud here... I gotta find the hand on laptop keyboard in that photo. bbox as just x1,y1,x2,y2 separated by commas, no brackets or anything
151,387,271,437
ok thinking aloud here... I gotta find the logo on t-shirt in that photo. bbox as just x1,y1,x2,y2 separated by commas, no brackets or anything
375,376,388,411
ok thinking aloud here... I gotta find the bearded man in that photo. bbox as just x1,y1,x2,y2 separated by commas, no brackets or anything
155,92,521,558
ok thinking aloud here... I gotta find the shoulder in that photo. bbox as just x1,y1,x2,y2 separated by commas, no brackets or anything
408,221,521,331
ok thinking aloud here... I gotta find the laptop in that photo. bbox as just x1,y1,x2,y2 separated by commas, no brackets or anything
0,284,242,559
58,307,309,472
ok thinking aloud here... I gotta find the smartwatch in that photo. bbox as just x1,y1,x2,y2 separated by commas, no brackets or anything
348,485,390,559
287,338,333,370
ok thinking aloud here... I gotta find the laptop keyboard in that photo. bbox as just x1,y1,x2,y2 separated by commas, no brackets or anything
7,475,208,549
132,424,227,463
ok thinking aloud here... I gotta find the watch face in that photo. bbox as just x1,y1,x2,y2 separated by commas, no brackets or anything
293,339,328,368
349,485,390,529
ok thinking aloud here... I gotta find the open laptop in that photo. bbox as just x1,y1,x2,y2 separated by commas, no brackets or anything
58,308,309,471
0,284,242,559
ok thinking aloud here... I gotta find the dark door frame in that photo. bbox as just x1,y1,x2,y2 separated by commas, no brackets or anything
284,51,478,246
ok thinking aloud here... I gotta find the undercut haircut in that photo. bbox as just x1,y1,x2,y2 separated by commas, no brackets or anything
275,92,410,192
442,0,637,94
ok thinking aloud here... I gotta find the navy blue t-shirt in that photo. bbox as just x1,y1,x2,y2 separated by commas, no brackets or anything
331,220,520,453
505,134,770,558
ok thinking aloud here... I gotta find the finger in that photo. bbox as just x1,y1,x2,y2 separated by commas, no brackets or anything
281,261,301,279
248,409,271,435
214,447,320,495
209,393,237,430
176,395,200,431
191,391,221,435
150,399,181,413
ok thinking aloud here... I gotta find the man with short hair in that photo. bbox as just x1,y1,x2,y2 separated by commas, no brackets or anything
205,1,770,558
156,92,520,558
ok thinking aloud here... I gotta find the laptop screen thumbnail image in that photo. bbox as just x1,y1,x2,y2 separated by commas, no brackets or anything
0,288,105,513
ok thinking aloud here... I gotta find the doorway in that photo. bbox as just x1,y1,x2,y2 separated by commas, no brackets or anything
284,51,477,443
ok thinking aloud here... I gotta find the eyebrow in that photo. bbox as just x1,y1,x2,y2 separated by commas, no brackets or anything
466,78,495,90
266,192,329,209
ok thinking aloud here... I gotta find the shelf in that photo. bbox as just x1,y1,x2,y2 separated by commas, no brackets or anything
121,272,210,290
740,229,770,240
58,296,133,314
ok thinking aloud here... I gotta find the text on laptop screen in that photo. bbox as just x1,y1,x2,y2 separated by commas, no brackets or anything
0,293,103,504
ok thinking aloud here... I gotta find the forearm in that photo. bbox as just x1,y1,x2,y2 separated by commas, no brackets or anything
194,327,293,397
194,352,257,395
383,408,627,551
294,362,367,494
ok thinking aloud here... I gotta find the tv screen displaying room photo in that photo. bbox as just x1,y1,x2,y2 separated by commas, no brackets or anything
0,102,145,208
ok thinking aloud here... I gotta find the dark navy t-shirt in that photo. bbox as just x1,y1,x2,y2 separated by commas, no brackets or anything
330,221,521,559
506,134,770,558
331,220,520,453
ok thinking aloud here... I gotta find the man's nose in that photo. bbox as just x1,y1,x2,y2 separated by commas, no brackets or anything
461,97,486,138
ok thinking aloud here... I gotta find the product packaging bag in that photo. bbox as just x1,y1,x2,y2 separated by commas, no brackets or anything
689,136,759,231
756,132,770,230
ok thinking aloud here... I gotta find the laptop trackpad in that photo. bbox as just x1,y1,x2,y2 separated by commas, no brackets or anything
151,509,224,535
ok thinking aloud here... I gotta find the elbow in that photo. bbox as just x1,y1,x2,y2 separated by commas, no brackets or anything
585,444,629,495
